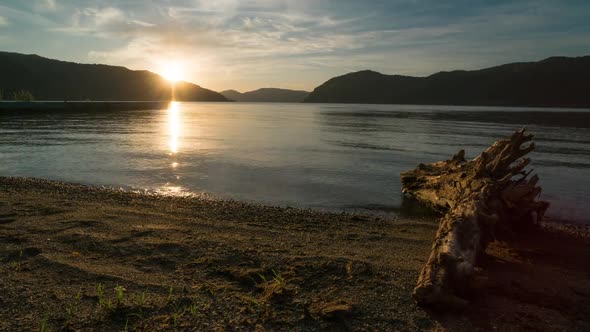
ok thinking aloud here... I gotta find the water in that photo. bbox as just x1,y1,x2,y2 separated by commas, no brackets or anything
1,102,589,223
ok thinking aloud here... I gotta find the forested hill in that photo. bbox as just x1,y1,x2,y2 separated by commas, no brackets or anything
0,52,227,102
221,88,309,102
304,56,590,108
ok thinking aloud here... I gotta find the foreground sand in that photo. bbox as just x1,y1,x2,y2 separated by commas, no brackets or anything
0,177,589,331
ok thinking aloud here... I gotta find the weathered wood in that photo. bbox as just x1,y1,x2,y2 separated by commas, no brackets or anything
401,129,549,307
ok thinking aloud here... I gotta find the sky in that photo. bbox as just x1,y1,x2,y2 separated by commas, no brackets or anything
0,0,589,92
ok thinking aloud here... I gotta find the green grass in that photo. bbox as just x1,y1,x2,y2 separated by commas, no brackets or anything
36,283,218,330
96,283,115,312
39,313,49,332
65,289,82,318
114,285,126,307
187,301,200,317
166,286,174,305
10,250,23,271
258,269,289,303
131,292,146,307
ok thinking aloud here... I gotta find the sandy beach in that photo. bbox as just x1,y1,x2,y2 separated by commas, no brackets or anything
0,177,589,331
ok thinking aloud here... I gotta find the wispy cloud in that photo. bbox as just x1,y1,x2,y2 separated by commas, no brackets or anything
33,0,57,12
1,0,589,91
0,16,8,26
50,6,154,36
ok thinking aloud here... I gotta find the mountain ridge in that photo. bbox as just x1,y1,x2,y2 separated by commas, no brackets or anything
221,88,309,102
304,56,590,107
0,51,228,102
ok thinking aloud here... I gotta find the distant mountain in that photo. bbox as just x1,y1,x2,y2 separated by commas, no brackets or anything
0,51,227,101
220,90,245,102
305,56,590,108
221,88,309,102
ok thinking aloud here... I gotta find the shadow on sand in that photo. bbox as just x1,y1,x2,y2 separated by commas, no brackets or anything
428,224,590,331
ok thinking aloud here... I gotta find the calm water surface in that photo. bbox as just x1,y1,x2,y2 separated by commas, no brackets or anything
1,102,589,223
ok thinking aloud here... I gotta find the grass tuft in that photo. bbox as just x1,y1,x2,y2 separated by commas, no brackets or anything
10,250,24,271
258,269,289,303
39,313,49,332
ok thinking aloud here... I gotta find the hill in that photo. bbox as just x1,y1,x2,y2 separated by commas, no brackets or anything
0,52,227,102
304,56,590,107
221,88,309,102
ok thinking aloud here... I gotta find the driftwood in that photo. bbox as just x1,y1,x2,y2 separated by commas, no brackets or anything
401,129,549,307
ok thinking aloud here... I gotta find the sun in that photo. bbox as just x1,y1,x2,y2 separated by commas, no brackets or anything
161,62,183,83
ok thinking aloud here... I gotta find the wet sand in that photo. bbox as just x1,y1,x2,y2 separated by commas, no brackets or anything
0,177,589,331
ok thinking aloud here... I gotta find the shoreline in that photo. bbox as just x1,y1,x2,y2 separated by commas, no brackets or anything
0,101,170,112
1,177,589,331
2,101,590,111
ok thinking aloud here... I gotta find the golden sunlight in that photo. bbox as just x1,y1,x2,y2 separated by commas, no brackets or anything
168,101,180,154
161,62,183,83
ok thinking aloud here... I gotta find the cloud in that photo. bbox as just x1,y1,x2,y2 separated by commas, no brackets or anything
35,0,57,12
3,0,590,91
51,6,155,37
129,20,155,27
0,16,8,26
87,1,590,90
85,7,124,27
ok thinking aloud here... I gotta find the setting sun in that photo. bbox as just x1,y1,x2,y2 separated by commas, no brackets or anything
161,63,183,83
2,1,589,330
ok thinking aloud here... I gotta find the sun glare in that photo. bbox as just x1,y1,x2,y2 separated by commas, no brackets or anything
162,63,183,83
168,101,180,153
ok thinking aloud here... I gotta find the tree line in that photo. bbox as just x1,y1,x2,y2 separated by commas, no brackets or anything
0,89,35,101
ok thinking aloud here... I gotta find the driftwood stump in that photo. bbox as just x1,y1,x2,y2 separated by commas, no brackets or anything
401,129,549,307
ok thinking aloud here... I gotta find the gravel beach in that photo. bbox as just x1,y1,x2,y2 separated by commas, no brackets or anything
0,177,588,331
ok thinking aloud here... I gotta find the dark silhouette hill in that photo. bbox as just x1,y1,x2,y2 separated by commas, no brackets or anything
305,56,590,107
221,88,309,102
0,51,227,101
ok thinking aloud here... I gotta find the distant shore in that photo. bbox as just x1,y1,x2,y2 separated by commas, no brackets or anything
0,177,588,331
0,101,170,112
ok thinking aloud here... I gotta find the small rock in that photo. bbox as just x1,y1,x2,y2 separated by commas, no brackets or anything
312,300,354,319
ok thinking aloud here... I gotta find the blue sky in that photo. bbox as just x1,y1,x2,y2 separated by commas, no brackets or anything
1,0,589,91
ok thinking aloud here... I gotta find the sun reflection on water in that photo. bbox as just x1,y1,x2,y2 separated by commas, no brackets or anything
157,102,188,196
155,184,194,197
168,101,180,154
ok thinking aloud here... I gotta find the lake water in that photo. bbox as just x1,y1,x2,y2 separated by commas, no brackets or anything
1,102,589,223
